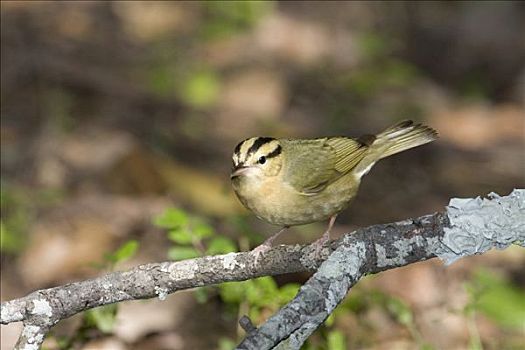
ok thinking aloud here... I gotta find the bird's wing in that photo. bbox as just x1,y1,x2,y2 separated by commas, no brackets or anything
326,137,369,173
283,137,368,195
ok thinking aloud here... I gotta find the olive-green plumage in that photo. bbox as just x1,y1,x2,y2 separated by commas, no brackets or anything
231,120,438,231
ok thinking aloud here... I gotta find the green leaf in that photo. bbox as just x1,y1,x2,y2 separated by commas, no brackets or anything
168,228,193,245
193,222,214,239
168,246,200,261
246,277,278,306
327,330,346,350
85,304,118,333
206,237,237,255
219,281,246,304
106,240,139,264
153,208,188,229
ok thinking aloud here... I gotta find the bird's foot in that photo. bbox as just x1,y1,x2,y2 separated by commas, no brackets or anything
249,226,288,265
311,231,331,260
311,215,336,260
250,243,272,265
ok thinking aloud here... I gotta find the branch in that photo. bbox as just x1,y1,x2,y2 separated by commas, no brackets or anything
1,244,327,349
1,190,523,350
237,189,525,349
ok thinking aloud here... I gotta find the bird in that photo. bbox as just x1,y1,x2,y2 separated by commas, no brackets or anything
230,120,438,260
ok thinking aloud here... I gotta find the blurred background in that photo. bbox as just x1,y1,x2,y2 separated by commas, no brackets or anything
1,1,524,349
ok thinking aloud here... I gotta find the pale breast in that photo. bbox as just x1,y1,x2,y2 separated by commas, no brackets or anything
233,171,360,226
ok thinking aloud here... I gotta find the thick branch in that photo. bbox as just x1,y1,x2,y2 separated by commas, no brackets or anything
237,189,525,349
1,190,523,350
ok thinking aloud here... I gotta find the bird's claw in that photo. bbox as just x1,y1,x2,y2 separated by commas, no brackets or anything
251,243,272,265
312,233,330,260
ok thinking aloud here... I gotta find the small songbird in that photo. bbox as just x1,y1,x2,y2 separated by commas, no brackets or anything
230,120,438,259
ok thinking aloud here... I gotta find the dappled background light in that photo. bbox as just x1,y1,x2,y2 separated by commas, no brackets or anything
1,2,524,349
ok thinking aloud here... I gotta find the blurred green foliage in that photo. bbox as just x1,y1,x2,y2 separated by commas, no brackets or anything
323,288,433,350
220,277,300,321
218,337,237,350
154,207,236,260
154,207,304,346
43,88,76,133
348,59,420,98
459,70,492,101
201,0,273,40
350,32,421,97
48,304,119,350
90,239,140,271
148,63,178,98
146,0,273,108
180,68,221,109
46,240,140,349
1,1,523,349
0,219,22,254
0,183,63,254
358,32,390,60
84,304,119,334
86,239,140,333
148,62,221,109
104,240,139,266
1,185,32,253
466,269,525,330
326,330,347,350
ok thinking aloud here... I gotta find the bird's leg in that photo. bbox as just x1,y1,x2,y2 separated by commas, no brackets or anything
251,226,289,264
312,215,337,257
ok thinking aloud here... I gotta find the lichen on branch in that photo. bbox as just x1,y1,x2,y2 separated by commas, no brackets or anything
1,190,523,350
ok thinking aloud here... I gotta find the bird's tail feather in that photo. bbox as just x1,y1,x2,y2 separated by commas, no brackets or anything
376,120,438,159
352,120,438,178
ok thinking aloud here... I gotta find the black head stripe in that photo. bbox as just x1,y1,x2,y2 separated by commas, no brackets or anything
247,137,275,156
234,140,244,157
265,144,282,159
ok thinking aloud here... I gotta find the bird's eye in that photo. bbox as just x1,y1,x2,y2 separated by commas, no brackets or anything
258,156,266,165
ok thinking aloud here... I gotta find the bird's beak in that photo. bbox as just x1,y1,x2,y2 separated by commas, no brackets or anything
231,166,252,179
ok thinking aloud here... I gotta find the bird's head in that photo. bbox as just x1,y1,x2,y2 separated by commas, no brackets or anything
231,137,283,182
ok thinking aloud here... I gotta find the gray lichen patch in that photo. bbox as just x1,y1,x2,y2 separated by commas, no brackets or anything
154,286,169,300
375,235,427,268
21,324,44,350
437,189,525,265
222,252,245,270
168,260,198,280
316,242,366,280
31,299,53,317
1,300,25,323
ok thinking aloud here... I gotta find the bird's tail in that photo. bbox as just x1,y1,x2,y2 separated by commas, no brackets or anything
352,120,438,177
375,120,438,159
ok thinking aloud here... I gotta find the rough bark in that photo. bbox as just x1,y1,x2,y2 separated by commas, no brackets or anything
1,190,523,350
238,189,525,349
